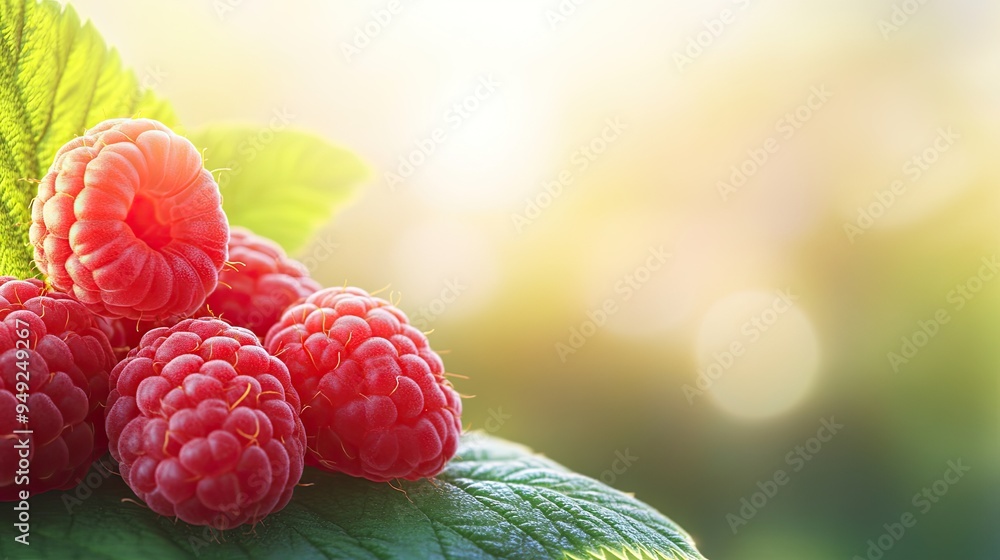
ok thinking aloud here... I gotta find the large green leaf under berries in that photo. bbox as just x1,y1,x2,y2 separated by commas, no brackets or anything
0,433,707,559
191,125,367,254
0,0,177,278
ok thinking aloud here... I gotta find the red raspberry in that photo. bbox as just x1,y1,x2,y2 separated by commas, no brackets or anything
99,317,172,362
30,118,229,322
265,287,462,482
0,277,116,501
105,318,305,529
196,227,319,337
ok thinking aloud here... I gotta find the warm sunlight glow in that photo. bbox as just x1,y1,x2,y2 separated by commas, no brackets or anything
695,290,821,419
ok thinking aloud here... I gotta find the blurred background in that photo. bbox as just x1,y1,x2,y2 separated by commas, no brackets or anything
64,1,999,558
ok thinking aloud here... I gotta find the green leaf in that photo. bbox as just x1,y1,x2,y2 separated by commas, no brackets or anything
0,0,177,278
190,124,368,254
0,433,707,560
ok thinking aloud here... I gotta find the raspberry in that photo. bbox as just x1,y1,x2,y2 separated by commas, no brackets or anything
99,317,172,362
265,287,462,482
0,277,116,501
105,318,305,529
197,227,319,337
30,118,229,322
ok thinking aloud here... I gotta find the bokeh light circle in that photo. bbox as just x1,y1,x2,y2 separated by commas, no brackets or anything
695,290,821,419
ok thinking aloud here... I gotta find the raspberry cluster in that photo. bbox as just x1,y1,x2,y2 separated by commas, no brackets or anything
4,117,463,530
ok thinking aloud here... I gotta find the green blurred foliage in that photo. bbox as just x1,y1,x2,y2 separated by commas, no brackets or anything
192,125,367,254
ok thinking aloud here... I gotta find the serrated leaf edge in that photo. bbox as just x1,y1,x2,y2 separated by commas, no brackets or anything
564,543,706,560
